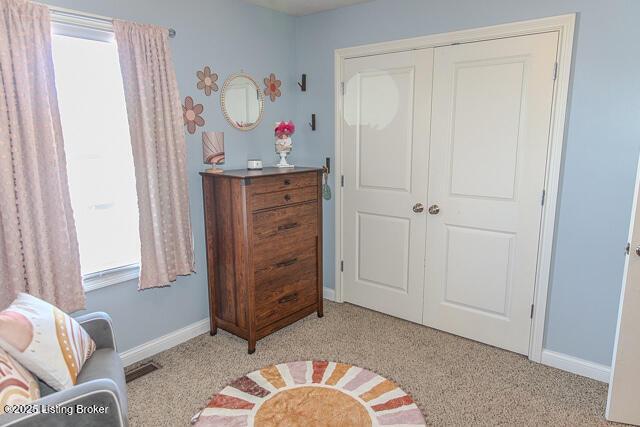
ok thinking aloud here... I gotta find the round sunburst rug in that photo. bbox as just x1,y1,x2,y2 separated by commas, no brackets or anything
191,361,426,426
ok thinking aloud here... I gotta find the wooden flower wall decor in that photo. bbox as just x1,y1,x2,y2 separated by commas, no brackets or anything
183,96,205,134
196,66,218,96
264,73,282,102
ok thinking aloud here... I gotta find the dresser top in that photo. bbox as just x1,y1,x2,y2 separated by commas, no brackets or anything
200,166,321,179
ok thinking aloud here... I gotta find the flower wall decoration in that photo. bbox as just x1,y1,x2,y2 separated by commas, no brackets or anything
196,66,218,96
264,73,282,102
183,96,205,134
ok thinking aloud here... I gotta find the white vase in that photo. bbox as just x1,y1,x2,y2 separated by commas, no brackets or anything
277,150,293,168
275,137,294,168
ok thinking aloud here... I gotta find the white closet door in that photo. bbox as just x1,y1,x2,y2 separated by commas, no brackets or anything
606,156,640,425
342,49,433,323
423,32,559,354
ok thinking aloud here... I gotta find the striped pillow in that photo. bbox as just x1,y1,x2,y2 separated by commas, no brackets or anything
0,293,95,391
0,348,40,411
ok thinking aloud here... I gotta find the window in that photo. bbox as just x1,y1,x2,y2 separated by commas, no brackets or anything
51,27,140,288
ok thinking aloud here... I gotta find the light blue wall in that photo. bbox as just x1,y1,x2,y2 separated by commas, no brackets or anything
292,0,640,365
42,0,297,351
41,0,640,365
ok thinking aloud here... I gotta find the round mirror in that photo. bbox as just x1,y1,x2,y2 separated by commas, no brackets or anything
220,73,264,131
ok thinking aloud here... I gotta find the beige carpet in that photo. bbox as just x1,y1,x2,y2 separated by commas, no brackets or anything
126,301,615,426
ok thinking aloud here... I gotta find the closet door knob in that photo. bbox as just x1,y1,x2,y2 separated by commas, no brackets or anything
412,203,424,213
428,204,440,215
635,246,640,257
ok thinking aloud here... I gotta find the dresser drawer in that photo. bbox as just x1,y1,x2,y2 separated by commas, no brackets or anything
254,237,317,284
252,186,317,211
255,276,317,328
250,172,317,195
253,202,317,243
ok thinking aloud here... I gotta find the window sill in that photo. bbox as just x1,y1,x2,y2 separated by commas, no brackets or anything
83,264,140,292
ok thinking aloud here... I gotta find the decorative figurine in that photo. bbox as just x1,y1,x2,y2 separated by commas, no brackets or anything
274,121,295,168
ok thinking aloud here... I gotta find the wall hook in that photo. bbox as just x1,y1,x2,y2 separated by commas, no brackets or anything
298,74,307,91
309,113,316,131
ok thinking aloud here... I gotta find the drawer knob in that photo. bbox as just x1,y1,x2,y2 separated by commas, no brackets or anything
275,258,298,268
278,222,299,231
284,194,291,201
278,293,298,304
284,179,291,185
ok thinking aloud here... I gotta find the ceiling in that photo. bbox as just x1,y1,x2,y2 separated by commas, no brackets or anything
243,0,373,16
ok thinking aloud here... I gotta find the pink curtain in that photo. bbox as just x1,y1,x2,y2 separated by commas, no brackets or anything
0,0,84,311
114,20,195,290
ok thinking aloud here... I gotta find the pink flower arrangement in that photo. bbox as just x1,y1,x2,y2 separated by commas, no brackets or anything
275,121,295,138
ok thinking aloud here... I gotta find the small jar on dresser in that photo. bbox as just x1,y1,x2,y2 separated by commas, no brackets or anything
200,167,323,354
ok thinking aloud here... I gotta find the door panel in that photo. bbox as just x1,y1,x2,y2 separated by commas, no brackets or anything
606,156,640,425
443,225,515,316
357,68,414,192
449,61,524,199
342,50,433,323
423,32,559,354
357,212,410,292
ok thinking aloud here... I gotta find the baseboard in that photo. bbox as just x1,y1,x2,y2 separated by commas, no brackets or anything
119,318,210,367
541,349,611,383
119,313,610,385
323,286,336,302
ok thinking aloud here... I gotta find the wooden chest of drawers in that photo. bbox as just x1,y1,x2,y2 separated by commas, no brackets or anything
200,167,323,353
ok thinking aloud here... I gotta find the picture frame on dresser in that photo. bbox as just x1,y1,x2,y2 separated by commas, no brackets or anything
200,167,323,353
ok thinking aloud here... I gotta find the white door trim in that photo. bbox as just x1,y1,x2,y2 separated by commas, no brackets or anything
334,13,576,363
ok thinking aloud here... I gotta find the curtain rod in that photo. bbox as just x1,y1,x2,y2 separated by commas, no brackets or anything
42,4,176,38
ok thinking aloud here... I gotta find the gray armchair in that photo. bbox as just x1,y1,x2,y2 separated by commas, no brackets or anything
0,312,128,427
